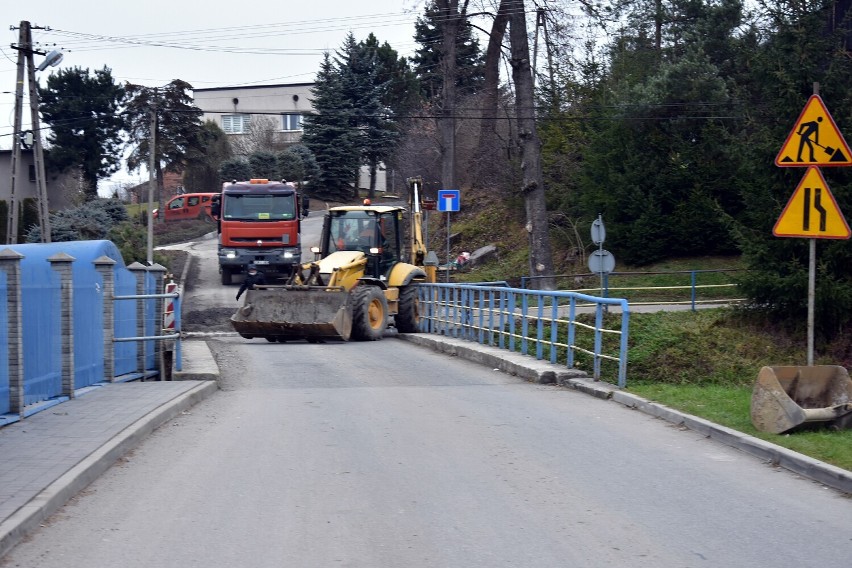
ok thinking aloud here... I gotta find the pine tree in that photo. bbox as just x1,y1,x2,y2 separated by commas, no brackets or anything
361,33,421,116
183,120,231,192
412,0,485,102
38,66,126,200
337,34,399,199
302,53,361,201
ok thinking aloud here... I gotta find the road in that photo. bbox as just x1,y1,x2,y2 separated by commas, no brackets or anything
1,212,850,567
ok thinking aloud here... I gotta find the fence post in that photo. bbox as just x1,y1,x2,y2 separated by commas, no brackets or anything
0,249,24,416
691,271,697,311
148,263,167,381
48,252,76,398
94,256,116,382
127,262,147,377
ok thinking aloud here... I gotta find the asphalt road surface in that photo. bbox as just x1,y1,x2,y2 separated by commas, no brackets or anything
2,209,850,567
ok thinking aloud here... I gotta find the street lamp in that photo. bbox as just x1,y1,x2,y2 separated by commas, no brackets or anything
37,49,64,72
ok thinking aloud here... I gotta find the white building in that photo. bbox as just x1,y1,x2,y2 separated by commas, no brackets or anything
193,83,387,192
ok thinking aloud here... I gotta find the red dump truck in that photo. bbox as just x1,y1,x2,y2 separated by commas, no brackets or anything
216,179,306,285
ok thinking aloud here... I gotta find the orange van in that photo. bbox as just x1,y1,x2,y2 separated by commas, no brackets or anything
154,193,219,221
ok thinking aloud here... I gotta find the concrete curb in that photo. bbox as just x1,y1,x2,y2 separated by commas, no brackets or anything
172,340,221,382
0,380,218,559
397,333,852,495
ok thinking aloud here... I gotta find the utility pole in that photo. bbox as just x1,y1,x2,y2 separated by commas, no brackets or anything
146,90,157,265
7,21,61,244
25,36,52,242
7,23,27,244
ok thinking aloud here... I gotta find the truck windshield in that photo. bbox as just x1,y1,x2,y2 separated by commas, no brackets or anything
222,194,295,221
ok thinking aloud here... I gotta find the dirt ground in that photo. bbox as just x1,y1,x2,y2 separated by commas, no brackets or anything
177,252,235,333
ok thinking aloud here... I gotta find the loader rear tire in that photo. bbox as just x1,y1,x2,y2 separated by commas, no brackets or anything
350,286,387,341
395,285,420,333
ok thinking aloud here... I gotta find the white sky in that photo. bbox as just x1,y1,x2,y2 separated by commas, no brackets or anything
0,0,425,191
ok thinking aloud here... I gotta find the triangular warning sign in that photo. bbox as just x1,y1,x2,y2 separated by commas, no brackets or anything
775,95,852,167
774,167,850,239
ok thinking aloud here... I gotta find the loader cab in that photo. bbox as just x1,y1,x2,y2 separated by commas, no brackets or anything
324,207,403,278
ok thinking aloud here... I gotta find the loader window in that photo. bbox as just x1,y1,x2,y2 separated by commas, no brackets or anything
378,213,400,274
329,212,380,253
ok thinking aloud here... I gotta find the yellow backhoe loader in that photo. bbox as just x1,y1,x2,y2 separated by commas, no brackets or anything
231,177,437,342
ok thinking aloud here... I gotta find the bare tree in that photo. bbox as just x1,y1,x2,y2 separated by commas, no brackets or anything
229,115,281,157
508,0,555,289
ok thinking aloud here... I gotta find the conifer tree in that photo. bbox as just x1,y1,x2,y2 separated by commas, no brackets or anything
38,66,126,200
302,53,361,201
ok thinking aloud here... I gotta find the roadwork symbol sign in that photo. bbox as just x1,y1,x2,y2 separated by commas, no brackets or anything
775,95,852,167
773,167,850,239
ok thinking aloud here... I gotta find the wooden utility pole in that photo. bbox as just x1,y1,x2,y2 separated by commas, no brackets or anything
7,23,27,244
25,40,51,242
7,21,54,243
147,93,157,265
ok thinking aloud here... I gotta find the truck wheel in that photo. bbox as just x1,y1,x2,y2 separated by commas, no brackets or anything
221,267,232,285
350,286,387,341
395,285,420,333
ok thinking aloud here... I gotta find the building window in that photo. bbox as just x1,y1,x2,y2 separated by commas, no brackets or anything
222,114,250,134
282,113,302,131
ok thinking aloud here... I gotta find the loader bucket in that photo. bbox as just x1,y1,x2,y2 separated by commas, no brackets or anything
750,365,852,434
230,286,353,342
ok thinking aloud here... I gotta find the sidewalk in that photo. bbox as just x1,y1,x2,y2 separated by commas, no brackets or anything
0,341,219,559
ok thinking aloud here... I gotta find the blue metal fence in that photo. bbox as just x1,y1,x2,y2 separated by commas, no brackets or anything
0,240,180,424
21,262,62,406
417,282,631,387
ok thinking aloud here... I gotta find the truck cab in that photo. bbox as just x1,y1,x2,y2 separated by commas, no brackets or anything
217,179,303,284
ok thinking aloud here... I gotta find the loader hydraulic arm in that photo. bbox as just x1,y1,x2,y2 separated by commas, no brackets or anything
407,177,427,267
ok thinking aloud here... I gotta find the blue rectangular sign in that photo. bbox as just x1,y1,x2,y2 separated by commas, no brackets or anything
437,189,460,212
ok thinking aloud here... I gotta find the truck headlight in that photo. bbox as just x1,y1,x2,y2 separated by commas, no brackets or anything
282,251,294,259
222,249,237,259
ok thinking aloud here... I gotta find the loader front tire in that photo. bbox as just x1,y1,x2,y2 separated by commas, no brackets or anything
350,286,387,341
395,285,420,333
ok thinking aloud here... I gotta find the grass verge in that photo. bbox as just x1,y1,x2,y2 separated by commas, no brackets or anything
622,308,852,472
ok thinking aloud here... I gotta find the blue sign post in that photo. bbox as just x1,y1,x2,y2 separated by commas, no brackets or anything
438,190,460,282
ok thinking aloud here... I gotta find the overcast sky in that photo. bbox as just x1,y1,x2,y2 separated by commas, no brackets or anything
1,0,425,189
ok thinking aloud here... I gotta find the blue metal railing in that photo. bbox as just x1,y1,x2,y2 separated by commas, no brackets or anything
113,291,182,374
417,282,630,387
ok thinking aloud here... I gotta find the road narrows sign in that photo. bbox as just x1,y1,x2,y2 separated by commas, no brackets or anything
775,95,852,167
773,166,851,239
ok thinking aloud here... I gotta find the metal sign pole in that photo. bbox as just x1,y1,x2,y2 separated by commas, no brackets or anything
807,238,815,366
446,212,451,283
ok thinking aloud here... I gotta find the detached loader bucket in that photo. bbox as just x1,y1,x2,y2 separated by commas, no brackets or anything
750,365,852,434
230,286,353,342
